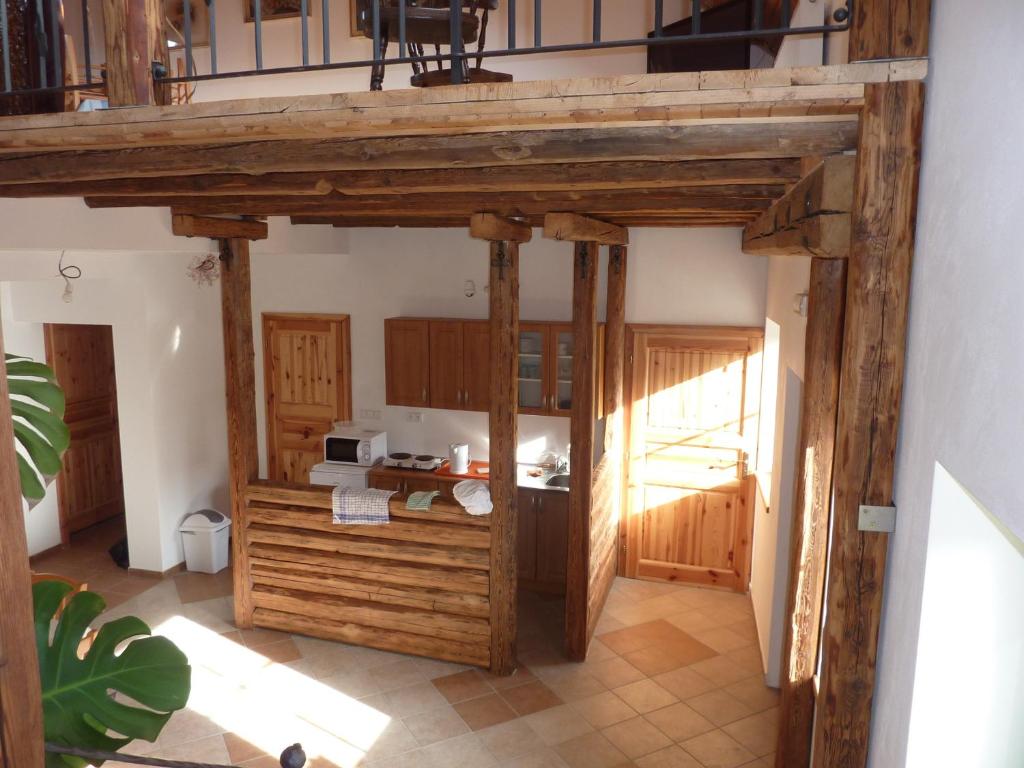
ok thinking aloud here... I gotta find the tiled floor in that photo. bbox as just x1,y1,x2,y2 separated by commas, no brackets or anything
33,522,777,768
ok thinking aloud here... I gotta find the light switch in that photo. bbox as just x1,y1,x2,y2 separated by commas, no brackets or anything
406,412,424,423
360,409,382,420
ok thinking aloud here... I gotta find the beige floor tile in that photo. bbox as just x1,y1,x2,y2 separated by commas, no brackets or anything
415,731,499,768
454,693,519,731
319,667,385,697
554,731,631,768
635,745,703,768
588,657,647,689
524,704,595,746
500,746,570,767
666,610,721,634
572,690,638,728
361,718,421,762
680,729,756,768
403,705,471,747
723,677,779,713
370,659,430,692
687,656,750,688
613,679,678,714
602,716,673,759
384,681,450,719
147,735,231,764
223,732,265,763
686,690,755,727
721,708,778,757
643,702,716,742
652,667,718,701
254,638,302,664
725,645,765,676
478,718,540,761
688,627,752,655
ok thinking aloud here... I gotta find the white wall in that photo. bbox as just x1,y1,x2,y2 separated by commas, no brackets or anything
904,463,1024,768
869,1,1024,764
251,226,768,474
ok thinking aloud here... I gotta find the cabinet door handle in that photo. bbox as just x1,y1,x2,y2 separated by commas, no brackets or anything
422,387,427,403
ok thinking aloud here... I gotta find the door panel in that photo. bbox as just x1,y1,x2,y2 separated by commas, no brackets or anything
517,325,548,414
44,324,124,539
385,319,430,407
462,322,491,412
428,320,463,410
264,314,352,484
625,327,762,592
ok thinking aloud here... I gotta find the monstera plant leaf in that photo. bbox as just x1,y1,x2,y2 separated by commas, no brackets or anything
6,353,69,505
34,580,192,768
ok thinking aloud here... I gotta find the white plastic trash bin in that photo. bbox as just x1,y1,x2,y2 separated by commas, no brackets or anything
179,509,231,574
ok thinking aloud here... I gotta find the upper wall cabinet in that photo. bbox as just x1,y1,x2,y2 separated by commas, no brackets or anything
386,317,603,418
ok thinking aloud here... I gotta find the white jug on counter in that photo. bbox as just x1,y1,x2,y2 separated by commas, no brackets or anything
449,442,470,475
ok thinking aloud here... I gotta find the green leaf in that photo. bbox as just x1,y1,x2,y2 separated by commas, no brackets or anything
6,355,69,505
18,453,46,501
12,400,71,453
9,378,66,418
14,421,63,476
6,360,59,382
33,581,192,767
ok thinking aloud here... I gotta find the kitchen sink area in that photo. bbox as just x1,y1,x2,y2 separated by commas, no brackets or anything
544,474,571,489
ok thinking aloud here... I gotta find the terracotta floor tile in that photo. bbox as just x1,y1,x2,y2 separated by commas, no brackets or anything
588,657,646,689
546,670,607,702
689,626,752,655
687,656,750,688
524,704,595,746
572,691,638,729
680,729,756,768
635,745,703,768
686,690,755,727
454,693,519,731
489,664,538,691
644,702,716,742
500,680,563,716
554,731,631,768
723,677,780,713
236,628,293,649
254,638,302,664
602,716,673,759
223,732,264,763
652,667,719,701
501,746,573,767
613,679,678,715
721,708,778,757
433,669,495,704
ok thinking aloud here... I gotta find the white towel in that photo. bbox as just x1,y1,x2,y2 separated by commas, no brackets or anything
332,486,396,525
453,480,493,516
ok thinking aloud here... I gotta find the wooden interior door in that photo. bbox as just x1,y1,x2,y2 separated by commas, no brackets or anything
44,324,124,541
623,326,762,592
263,313,352,484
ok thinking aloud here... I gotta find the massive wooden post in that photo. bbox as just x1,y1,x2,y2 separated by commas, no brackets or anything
470,213,531,675
811,81,925,767
102,0,170,106
775,258,847,768
0,314,45,767
849,0,932,62
220,238,259,630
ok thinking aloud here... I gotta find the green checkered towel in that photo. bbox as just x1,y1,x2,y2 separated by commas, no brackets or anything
406,490,440,510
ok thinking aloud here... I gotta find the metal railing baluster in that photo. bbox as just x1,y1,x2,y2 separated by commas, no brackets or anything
321,0,329,64
372,0,381,62
692,0,701,35
81,0,91,83
753,0,763,30
507,0,515,49
592,0,600,43
0,0,9,92
208,0,217,74
399,0,407,57
49,0,61,85
654,0,663,37
449,0,463,83
781,0,791,28
533,0,540,47
253,0,263,70
184,0,194,76
300,0,308,66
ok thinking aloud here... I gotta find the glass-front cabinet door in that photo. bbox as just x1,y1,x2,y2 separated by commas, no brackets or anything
551,326,575,415
518,324,548,414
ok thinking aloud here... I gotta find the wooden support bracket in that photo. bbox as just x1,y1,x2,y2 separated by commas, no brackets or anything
173,214,268,241
469,213,533,243
543,213,629,245
742,156,855,258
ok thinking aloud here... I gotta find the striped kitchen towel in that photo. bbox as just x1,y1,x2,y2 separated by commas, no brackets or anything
406,490,440,511
332,487,396,525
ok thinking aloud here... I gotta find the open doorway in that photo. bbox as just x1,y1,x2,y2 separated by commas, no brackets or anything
43,323,126,548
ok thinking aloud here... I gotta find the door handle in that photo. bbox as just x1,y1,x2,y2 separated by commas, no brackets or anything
422,387,427,403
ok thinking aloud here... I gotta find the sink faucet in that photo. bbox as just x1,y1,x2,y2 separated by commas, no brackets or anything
554,454,569,474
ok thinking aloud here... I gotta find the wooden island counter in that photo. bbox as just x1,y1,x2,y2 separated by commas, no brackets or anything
237,481,493,668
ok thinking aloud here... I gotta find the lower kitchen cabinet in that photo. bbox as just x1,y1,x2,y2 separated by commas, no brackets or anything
518,488,568,595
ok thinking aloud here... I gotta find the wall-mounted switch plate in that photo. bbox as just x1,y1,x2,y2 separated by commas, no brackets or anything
360,409,382,420
406,412,423,423
859,505,897,533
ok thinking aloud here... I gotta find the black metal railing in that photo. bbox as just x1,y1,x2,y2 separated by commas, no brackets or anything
0,0,852,106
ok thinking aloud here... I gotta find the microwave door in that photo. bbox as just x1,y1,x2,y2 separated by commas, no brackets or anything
326,437,359,464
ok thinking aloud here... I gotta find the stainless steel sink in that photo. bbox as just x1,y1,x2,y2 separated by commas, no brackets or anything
545,474,571,488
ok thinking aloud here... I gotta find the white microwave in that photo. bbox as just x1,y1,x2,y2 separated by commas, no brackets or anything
324,426,387,466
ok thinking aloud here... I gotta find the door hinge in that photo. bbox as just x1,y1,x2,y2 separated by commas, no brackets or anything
858,504,897,533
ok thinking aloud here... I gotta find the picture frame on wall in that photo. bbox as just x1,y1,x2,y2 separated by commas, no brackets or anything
244,0,312,23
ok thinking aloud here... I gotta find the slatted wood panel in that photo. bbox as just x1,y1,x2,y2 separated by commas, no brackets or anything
242,481,492,668
263,314,351,484
625,328,761,591
44,324,125,539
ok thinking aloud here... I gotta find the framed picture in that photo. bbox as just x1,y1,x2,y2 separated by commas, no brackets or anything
164,0,211,47
244,0,312,23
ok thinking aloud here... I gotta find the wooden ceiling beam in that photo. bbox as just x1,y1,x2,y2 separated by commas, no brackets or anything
0,159,804,199
0,121,859,186
469,214,533,243
171,214,268,241
288,214,756,229
742,155,855,258
543,214,629,246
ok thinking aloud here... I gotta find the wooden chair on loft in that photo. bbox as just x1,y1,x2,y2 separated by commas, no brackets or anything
356,0,512,90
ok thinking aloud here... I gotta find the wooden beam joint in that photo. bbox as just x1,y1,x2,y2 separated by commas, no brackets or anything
470,213,533,244
544,213,629,246
173,214,268,241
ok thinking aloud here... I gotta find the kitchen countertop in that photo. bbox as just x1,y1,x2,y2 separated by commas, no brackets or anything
370,461,569,493
517,463,570,493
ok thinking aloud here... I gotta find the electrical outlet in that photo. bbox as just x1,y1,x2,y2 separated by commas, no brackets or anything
406,412,423,423
359,409,381,420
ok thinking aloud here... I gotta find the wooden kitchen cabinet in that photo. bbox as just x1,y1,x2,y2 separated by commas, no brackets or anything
518,487,568,595
428,320,463,410
368,465,444,496
461,321,491,412
385,319,430,407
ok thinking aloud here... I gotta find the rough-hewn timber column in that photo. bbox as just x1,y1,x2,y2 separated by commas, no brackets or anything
566,240,598,661
776,257,847,768
0,313,45,767
812,80,925,767
849,0,932,62
102,0,170,106
470,213,531,675
220,238,259,630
